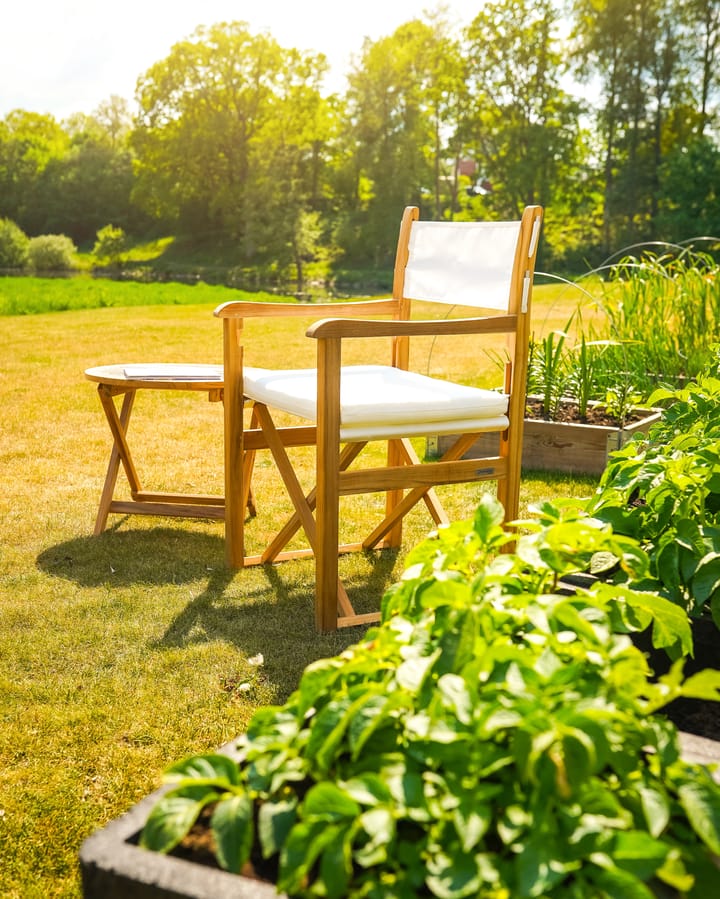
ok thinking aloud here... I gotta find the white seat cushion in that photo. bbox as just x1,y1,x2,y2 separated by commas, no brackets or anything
243,365,509,440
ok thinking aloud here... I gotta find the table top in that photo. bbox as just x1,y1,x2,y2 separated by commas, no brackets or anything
84,363,224,390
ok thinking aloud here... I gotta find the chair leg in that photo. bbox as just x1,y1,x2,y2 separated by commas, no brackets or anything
498,428,522,524
315,337,343,632
252,403,355,625
383,438,405,548
242,405,259,518
223,318,245,568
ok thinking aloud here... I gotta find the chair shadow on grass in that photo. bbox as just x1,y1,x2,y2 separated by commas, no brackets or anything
36,522,401,676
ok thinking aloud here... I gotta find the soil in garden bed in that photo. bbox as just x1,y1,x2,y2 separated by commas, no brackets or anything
633,622,720,742
169,803,280,884
526,399,649,427
666,698,720,742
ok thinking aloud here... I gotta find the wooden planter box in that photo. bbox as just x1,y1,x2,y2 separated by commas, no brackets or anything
80,733,719,899
427,405,662,476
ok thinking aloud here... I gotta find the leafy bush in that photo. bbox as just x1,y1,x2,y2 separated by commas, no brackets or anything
0,218,30,269
92,224,127,267
141,498,720,898
588,372,720,625
27,234,77,272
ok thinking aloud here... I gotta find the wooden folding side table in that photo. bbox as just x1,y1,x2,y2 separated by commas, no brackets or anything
84,364,229,534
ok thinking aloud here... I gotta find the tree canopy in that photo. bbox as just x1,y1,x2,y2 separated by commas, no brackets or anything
0,2,718,275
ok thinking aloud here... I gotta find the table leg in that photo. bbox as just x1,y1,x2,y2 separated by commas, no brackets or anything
93,387,138,534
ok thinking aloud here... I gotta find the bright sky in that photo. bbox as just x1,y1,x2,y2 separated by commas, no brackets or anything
0,1,486,121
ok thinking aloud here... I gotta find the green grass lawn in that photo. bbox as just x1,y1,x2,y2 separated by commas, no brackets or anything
0,285,599,897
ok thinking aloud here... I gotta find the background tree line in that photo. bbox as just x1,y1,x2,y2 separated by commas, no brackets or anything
1,0,718,279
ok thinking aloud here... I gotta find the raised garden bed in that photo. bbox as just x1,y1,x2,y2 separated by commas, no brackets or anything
428,401,661,476
79,740,283,899
79,729,720,899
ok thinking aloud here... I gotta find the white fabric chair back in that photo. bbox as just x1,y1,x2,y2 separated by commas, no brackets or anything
403,219,527,310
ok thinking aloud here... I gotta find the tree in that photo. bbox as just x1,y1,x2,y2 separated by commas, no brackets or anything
463,0,588,266
335,17,468,265
93,95,133,148
0,111,69,232
131,22,334,266
28,139,139,244
687,0,720,134
657,136,720,239
570,0,699,249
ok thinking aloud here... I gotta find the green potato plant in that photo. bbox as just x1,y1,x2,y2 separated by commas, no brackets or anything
588,372,720,627
141,498,720,898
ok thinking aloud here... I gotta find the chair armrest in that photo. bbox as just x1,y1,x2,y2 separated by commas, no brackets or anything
306,315,518,340
214,298,399,319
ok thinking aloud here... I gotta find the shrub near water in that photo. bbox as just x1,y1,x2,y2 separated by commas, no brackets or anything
0,217,29,268
27,233,77,271
142,498,720,898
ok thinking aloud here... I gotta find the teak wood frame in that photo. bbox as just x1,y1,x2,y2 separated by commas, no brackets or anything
216,205,542,632
84,366,229,534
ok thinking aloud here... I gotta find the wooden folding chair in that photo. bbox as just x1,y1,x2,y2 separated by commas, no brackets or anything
215,205,543,631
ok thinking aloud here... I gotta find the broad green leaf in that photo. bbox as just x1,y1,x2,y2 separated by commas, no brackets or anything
638,784,670,838
607,585,692,654
497,803,532,845
296,658,342,717
347,692,387,758
305,698,351,773
319,825,352,899
473,494,505,540
589,860,659,899
655,539,681,592
302,782,361,821
278,820,338,894
139,792,213,853
425,849,493,898
396,651,439,692
211,793,253,873
354,807,395,866
164,753,240,785
437,673,473,725
561,729,597,791
611,830,669,880
691,553,720,603
514,838,570,897
453,800,491,853
384,766,429,820
678,779,720,854
680,668,720,702
257,797,297,858
343,772,393,806
654,850,693,893
419,579,472,611
551,600,600,644
246,707,299,745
